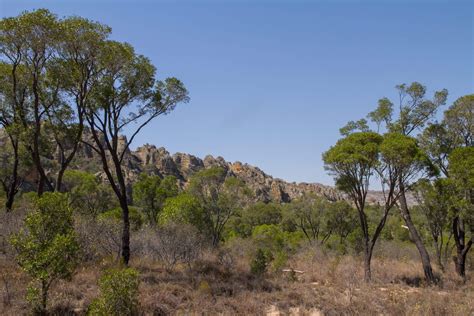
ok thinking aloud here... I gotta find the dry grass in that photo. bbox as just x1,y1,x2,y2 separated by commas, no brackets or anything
1,243,473,315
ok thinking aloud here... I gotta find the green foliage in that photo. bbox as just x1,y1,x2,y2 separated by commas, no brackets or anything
444,94,474,147
326,200,358,243
99,207,144,231
391,82,448,135
229,202,282,237
251,224,303,270
133,174,179,225
250,248,270,276
159,193,206,230
323,132,383,194
88,268,140,316
64,170,117,216
10,192,79,313
367,97,393,132
449,147,474,223
380,132,434,177
283,194,329,243
339,119,370,136
188,167,252,245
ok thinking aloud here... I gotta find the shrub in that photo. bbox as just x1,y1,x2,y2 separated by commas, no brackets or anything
99,207,144,230
88,268,140,316
134,223,205,271
10,193,79,314
251,248,270,276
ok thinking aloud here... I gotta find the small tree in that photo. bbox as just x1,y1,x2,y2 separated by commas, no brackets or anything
323,132,383,282
188,167,252,246
285,194,330,244
10,192,79,314
448,147,474,280
88,267,140,316
133,174,178,226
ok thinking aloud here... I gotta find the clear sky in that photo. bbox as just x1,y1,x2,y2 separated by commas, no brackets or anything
1,0,473,185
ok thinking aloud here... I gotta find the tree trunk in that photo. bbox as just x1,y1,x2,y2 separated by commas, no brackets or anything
452,216,473,281
40,280,48,316
454,250,467,279
120,199,131,265
398,184,436,284
364,245,373,282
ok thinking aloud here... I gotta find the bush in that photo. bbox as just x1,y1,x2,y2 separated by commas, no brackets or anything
99,207,144,230
88,268,140,316
250,248,270,276
10,193,79,314
134,223,205,271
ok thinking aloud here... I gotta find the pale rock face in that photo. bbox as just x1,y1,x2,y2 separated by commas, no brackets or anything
0,129,346,203
128,147,344,203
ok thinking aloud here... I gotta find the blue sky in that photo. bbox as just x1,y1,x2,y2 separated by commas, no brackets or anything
2,0,473,185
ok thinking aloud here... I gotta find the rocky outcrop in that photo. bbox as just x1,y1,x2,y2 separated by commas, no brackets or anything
124,144,344,203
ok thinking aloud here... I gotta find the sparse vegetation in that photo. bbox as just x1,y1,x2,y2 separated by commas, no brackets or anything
0,7,472,316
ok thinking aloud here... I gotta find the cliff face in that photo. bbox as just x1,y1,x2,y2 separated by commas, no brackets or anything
125,144,344,203
1,129,399,204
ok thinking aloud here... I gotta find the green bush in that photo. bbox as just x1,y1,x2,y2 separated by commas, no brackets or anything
99,207,144,230
10,192,79,314
250,248,270,276
88,267,140,316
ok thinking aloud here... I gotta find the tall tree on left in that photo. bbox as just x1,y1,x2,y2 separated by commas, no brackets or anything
0,9,109,196
83,41,189,264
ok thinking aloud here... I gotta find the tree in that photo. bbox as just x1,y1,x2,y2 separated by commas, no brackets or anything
413,178,452,271
188,167,251,246
63,170,117,216
0,9,61,195
46,15,111,192
448,147,473,280
323,132,384,281
339,118,369,136
83,40,188,264
367,82,447,283
159,192,206,230
367,97,393,132
0,59,30,211
133,174,178,226
229,202,282,237
444,94,473,147
285,194,331,244
325,200,358,244
88,268,140,315
10,193,79,314
0,10,110,195
418,94,473,278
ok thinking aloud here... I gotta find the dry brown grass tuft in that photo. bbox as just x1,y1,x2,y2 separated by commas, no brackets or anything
1,242,473,315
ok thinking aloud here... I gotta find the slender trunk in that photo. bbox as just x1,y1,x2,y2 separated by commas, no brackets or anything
452,216,473,281
364,242,373,282
55,168,65,192
120,198,131,265
5,140,20,212
432,236,444,272
398,184,435,284
40,280,48,316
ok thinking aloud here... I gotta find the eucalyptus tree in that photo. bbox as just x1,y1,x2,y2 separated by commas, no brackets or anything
0,61,29,210
0,10,110,195
0,9,60,195
83,40,189,264
418,95,473,279
448,147,473,280
46,16,111,192
413,178,452,271
323,132,384,281
188,167,251,246
365,82,447,283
